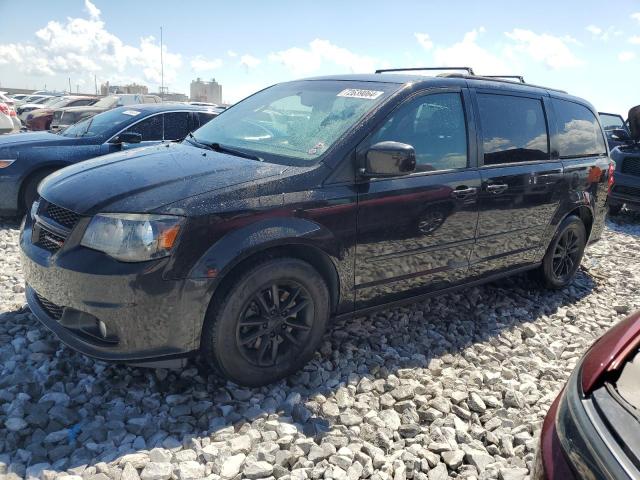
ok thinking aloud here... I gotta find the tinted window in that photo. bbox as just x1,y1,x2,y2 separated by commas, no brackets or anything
197,112,217,127
69,99,94,107
478,94,549,165
123,114,163,141
163,112,191,140
369,92,468,171
553,100,607,158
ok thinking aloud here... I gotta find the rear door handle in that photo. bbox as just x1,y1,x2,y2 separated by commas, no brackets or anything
486,184,509,194
451,186,478,199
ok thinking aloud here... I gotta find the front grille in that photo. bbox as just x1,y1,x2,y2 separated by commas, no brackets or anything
35,292,64,320
46,203,80,229
37,228,66,252
33,201,80,253
621,158,640,177
614,185,640,197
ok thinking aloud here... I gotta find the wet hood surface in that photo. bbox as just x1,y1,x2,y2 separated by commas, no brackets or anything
0,131,92,150
39,142,288,215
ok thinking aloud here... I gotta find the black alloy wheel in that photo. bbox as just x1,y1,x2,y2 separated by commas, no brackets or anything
551,228,581,283
201,257,329,386
236,281,313,368
538,215,586,289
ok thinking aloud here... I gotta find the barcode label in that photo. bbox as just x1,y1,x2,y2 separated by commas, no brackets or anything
337,89,384,100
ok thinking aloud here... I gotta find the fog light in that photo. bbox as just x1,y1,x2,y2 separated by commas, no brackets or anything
98,320,107,338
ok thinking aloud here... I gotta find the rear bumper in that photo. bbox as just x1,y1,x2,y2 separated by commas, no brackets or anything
19,214,212,364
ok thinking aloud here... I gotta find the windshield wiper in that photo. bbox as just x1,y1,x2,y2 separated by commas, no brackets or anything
185,134,262,161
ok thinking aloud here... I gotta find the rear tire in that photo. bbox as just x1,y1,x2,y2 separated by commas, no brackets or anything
201,257,330,387
608,202,622,216
537,215,586,289
21,168,56,213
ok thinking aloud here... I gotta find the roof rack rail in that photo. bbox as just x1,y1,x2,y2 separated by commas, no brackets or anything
375,67,475,75
483,75,525,83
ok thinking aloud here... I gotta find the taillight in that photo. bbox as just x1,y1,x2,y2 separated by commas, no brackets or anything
608,162,615,194
0,103,8,115
581,311,640,393
9,108,16,117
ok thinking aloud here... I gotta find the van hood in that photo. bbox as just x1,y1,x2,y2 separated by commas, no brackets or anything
39,142,288,215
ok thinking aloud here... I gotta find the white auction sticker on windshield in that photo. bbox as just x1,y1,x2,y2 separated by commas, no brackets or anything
337,89,384,100
122,110,141,116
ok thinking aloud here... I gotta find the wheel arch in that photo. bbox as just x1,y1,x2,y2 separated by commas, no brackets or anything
17,164,67,210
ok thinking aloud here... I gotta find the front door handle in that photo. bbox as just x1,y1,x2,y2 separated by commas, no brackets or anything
451,186,478,199
486,184,509,194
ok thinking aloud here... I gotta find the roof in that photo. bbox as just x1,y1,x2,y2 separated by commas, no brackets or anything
112,103,223,113
301,72,592,109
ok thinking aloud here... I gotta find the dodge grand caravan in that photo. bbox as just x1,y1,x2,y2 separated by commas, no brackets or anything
20,69,611,386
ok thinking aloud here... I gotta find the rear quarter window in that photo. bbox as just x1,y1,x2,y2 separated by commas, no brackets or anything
552,99,607,158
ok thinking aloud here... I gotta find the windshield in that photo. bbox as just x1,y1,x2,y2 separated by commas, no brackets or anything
92,96,119,108
190,80,396,163
600,113,625,130
45,97,69,109
61,107,142,138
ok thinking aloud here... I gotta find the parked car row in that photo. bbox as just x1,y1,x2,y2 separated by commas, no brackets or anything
0,103,221,215
0,91,21,134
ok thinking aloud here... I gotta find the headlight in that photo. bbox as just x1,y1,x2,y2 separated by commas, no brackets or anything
81,213,184,262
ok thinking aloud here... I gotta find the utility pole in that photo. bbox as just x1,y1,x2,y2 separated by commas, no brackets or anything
160,26,164,101
68,77,72,94
94,75,98,95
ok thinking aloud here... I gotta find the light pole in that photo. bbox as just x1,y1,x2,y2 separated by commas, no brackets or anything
160,26,164,101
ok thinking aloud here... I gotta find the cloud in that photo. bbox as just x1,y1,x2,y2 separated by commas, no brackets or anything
504,29,584,69
84,0,101,20
632,12,640,23
227,50,238,57
586,25,602,36
585,25,623,41
0,3,182,87
240,54,261,70
268,39,381,76
433,28,510,74
629,36,640,45
415,33,433,50
618,51,636,62
190,55,223,72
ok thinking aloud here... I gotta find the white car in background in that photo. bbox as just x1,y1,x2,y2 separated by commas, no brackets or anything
0,92,21,133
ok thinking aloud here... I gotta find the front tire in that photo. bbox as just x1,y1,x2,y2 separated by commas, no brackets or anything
201,257,330,387
538,215,586,289
21,168,56,213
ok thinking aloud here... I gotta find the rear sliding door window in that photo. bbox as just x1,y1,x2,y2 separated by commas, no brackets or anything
552,99,607,158
478,94,549,165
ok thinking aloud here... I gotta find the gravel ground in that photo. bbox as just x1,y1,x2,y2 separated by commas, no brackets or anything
1,213,640,480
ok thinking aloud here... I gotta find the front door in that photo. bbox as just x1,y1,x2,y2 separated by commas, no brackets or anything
355,90,481,310
470,91,564,277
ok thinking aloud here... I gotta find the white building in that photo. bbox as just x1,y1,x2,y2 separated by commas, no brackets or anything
190,78,222,104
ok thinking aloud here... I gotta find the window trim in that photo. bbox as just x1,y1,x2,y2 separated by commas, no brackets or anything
356,87,475,180
473,90,552,168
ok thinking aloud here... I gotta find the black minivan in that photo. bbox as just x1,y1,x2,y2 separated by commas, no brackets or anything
20,69,611,386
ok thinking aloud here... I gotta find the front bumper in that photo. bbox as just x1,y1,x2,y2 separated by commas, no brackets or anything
609,171,640,207
537,362,635,479
19,211,212,364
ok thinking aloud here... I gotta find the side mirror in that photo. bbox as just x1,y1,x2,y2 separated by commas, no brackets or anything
362,141,416,177
115,132,142,144
611,128,631,141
